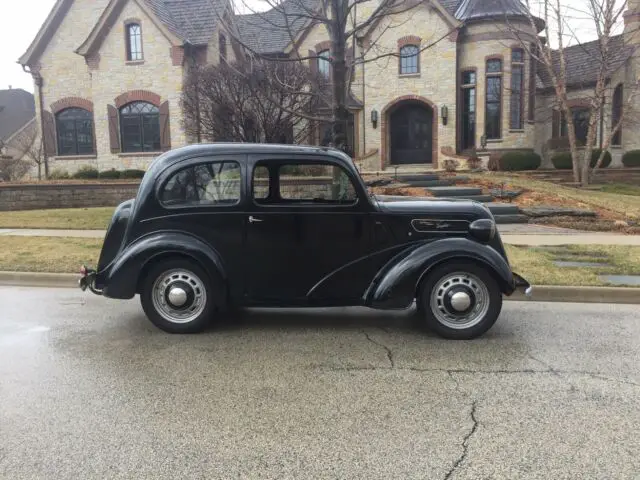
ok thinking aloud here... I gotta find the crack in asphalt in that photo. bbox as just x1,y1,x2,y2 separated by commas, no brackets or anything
361,330,394,368
443,400,479,480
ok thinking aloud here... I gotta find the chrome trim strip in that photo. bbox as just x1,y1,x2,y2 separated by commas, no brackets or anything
411,218,470,233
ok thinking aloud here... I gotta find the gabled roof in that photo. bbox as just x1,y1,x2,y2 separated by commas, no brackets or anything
0,89,36,142
538,34,630,90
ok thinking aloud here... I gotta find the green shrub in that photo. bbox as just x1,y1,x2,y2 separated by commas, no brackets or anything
72,166,99,179
99,169,121,179
499,151,542,171
622,150,640,167
552,149,612,169
49,168,70,180
120,169,146,179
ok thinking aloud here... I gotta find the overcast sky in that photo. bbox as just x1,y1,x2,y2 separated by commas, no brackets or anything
0,0,615,93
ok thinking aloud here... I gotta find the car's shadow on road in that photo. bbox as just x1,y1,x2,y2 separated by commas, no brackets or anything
210,306,428,334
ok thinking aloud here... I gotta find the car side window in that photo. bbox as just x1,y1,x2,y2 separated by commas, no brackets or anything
252,161,357,205
160,161,241,207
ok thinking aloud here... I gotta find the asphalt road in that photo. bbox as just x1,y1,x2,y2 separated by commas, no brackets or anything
1,287,639,479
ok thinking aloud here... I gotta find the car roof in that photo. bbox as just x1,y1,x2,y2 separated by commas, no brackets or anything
148,143,353,173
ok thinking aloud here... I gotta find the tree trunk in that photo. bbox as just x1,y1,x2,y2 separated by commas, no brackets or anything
329,0,350,157
37,163,41,181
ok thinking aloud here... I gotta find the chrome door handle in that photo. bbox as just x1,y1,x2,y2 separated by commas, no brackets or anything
249,216,263,224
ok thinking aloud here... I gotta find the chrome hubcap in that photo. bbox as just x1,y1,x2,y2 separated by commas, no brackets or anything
450,291,472,312
429,272,490,329
167,287,188,307
151,269,207,324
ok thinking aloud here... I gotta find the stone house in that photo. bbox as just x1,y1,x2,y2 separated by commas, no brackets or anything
18,0,640,174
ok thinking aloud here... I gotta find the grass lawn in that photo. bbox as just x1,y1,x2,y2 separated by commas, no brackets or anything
0,207,114,230
0,236,102,273
506,244,640,286
599,183,640,197
469,173,640,219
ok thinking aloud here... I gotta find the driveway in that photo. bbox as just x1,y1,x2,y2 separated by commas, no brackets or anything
1,287,639,479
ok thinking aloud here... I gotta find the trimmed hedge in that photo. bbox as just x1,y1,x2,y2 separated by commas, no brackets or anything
99,169,121,179
49,169,70,180
498,151,542,171
622,150,640,167
72,166,99,179
120,169,146,179
551,149,612,169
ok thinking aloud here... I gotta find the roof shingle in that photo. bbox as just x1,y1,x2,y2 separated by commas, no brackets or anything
0,89,35,142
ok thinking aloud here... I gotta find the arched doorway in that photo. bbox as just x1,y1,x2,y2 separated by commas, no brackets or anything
389,102,434,165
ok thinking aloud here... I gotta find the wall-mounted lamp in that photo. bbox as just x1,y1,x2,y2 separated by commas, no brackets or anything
441,105,449,126
371,109,378,129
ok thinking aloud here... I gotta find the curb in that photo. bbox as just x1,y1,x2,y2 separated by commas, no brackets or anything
0,271,79,289
506,285,640,304
1,272,640,304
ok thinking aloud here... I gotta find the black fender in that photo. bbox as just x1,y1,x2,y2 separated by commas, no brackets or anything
365,238,515,310
98,231,227,305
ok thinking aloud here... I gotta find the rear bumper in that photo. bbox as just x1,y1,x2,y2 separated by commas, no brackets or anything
79,265,103,296
512,272,533,297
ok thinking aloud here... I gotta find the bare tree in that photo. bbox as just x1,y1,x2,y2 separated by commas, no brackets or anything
182,60,315,144
228,0,451,154
12,125,45,180
511,0,640,185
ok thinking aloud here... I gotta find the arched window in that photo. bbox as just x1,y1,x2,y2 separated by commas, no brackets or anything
55,108,94,155
399,45,419,74
485,58,503,140
612,84,623,146
126,23,143,61
318,49,330,78
119,101,160,152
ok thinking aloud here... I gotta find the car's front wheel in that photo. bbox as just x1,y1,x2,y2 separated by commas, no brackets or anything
140,259,214,333
417,262,502,340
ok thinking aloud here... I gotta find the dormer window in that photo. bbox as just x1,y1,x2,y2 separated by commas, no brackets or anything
219,33,227,63
399,45,419,74
126,23,143,61
318,50,331,78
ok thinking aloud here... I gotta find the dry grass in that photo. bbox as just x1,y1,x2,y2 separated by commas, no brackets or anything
469,173,640,219
0,236,103,273
506,244,640,286
0,207,114,230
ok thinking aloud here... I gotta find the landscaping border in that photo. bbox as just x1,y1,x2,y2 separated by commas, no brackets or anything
1,272,639,304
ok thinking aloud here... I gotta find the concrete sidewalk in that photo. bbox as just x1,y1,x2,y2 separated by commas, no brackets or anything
2,226,640,245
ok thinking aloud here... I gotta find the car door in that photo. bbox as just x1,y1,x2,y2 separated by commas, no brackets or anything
244,155,373,305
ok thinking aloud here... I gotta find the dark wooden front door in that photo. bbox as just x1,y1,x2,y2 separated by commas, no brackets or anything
390,104,433,164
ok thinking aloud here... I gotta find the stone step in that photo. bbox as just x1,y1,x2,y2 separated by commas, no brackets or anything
460,195,494,203
426,186,483,197
494,214,529,224
395,174,441,182
403,179,455,187
486,203,521,215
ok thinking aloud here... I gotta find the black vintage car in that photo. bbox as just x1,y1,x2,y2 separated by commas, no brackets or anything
80,144,531,339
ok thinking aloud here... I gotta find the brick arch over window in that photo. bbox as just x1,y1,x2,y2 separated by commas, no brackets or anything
397,35,421,49
50,97,94,114
114,90,161,109
380,95,439,169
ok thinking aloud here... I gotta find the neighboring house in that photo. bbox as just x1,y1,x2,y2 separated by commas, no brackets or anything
0,88,36,162
18,0,640,173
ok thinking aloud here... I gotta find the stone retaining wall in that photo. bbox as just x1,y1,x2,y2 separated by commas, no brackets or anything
0,182,140,211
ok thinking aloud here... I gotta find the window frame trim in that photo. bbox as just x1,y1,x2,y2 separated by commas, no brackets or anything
54,107,96,157
124,21,144,62
485,55,504,140
459,68,478,151
249,156,367,210
155,157,244,210
510,48,525,131
119,101,161,153
398,44,420,75
611,83,623,146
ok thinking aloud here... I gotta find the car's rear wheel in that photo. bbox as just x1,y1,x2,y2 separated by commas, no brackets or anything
140,259,214,333
417,262,502,340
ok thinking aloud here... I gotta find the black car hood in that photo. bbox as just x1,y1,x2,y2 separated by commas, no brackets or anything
376,197,491,218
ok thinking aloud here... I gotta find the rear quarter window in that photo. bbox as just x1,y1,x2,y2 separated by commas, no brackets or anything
160,161,241,207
